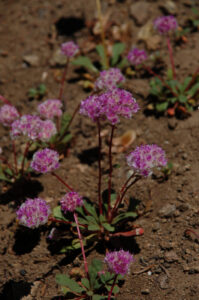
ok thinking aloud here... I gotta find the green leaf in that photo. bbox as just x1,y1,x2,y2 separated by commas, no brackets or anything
112,285,120,294
81,278,90,290
102,223,115,232
170,97,177,104
88,224,100,231
38,84,46,95
111,43,125,66
99,214,106,223
93,295,104,300
28,88,37,98
156,102,168,112
187,82,199,97
167,68,173,80
85,215,98,224
84,202,98,220
0,165,10,182
72,56,98,72
56,274,85,293
96,44,107,69
182,77,192,92
53,206,67,221
166,80,178,94
89,259,103,289
112,211,137,224
61,133,72,144
117,57,128,68
178,94,187,103
4,167,13,176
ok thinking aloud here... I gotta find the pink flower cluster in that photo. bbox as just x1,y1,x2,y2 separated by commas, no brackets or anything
61,41,79,58
16,198,51,228
154,16,178,35
104,250,134,276
38,99,63,120
31,148,59,173
94,68,125,91
80,88,139,125
60,191,83,213
0,104,19,126
126,144,167,177
127,48,147,66
10,115,56,141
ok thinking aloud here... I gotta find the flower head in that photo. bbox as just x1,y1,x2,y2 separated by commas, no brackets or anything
38,99,63,120
10,115,42,140
60,191,83,213
154,16,178,34
61,41,79,58
38,120,57,142
127,48,147,66
16,198,51,228
0,104,19,126
80,88,139,125
126,144,167,177
31,148,59,173
104,250,134,276
94,68,125,91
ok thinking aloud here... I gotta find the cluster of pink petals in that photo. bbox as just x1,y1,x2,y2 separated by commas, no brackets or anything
60,191,83,213
31,148,59,173
16,198,51,228
94,68,125,91
126,144,167,177
10,115,56,141
38,120,57,142
154,16,178,34
0,104,19,127
61,41,79,58
104,250,134,276
80,88,139,125
38,99,63,120
127,48,147,66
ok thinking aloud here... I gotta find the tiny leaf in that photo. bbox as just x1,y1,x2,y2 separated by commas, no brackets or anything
111,43,125,66
72,56,98,73
56,274,85,293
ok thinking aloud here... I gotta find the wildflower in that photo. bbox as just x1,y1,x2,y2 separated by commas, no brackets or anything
38,99,63,120
10,115,42,140
61,41,79,58
126,144,167,177
16,198,51,228
0,104,19,126
60,191,83,213
127,48,147,66
154,16,178,35
38,120,57,142
104,250,134,276
80,88,139,125
94,68,125,91
31,148,59,173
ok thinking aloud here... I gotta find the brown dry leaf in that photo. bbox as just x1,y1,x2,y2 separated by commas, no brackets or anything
93,11,111,35
113,130,136,147
69,267,85,278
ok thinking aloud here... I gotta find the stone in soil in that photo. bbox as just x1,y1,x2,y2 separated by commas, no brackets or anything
158,204,176,218
130,1,150,25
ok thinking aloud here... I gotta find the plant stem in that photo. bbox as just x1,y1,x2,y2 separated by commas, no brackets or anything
51,172,73,191
49,217,87,228
73,212,89,279
185,66,199,92
64,103,80,132
107,125,115,220
97,120,103,215
108,274,118,300
12,140,18,176
167,36,176,80
110,174,141,222
142,65,178,97
96,0,109,69
21,141,32,176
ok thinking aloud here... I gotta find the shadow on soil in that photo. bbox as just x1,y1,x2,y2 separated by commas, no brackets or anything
0,280,32,300
13,227,41,255
55,16,85,36
0,178,43,206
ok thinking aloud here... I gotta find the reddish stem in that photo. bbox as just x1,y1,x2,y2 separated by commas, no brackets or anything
49,217,87,228
21,141,32,176
143,65,178,97
0,95,12,105
12,140,18,176
51,172,73,191
107,125,115,220
185,229,199,240
167,36,176,80
97,120,103,215
65,103,80,132
185,67,199,92
110,174,141,222
73,212,89,279
108,274,117,300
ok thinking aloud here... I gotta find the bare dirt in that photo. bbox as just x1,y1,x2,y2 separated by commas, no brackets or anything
0,0,199,299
